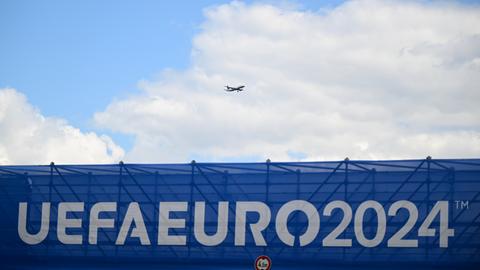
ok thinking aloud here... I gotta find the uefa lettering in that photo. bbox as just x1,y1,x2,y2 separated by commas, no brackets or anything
17,200,454,248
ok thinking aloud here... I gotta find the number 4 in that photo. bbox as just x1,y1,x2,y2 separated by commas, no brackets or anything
418,201,454,248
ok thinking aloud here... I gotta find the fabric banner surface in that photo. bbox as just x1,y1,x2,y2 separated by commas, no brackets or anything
0,158,479,269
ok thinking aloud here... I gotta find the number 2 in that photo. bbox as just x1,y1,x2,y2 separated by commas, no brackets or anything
387,200,418,247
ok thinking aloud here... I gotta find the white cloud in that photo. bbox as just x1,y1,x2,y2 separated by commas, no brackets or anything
95,0,480,162
0,88,124,165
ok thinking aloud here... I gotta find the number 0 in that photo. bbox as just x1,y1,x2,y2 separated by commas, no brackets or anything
354,201,386,247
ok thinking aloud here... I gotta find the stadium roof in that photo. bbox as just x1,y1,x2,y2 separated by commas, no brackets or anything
1,157,479,176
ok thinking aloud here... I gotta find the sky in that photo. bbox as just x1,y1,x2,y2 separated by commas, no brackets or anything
0,0,479,165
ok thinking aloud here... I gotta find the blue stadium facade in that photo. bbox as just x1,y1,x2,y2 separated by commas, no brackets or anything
1,158,479,269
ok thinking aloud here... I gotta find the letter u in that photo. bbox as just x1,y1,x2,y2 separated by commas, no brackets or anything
18,202,50,245
194,201,228,246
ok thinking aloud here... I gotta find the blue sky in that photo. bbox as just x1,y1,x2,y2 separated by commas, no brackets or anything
0,0,347,151
0,0,223,149
1,0,479,164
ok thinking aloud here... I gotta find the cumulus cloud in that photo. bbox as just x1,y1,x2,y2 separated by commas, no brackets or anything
0,88,124,165
95,0,480,162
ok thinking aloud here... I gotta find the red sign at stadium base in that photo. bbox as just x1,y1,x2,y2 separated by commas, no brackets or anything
255,255,272,270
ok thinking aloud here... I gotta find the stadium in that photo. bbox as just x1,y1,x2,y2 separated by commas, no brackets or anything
2,1,480,269
1,158,479,269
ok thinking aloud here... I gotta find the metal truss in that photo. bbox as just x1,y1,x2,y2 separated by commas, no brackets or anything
0,158,479,266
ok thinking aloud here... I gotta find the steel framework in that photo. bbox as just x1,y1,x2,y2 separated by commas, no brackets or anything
0,158,479,268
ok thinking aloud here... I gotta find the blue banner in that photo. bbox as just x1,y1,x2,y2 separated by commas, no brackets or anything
1,159,479,269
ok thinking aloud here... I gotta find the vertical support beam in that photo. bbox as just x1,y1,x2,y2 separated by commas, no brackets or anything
449,166,454,257
223,170,229,258
426,156,431,259
85,172,92,257
24,172,31,207
296,169,301,256
49,162,54,203
427,156,431,207
344,158,349,199
24,171,36,251
154,171,159,255
296,169,301,199
371,168,376,260
24,172,31,192
344,158,349,260
223,170,229,198
48,162,54,256
188,160,195,259
266,159,271,203
372,168,376,199
265,159,270,254
116,161,123,256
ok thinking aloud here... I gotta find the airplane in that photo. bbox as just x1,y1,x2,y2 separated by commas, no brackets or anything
225,85,245,92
